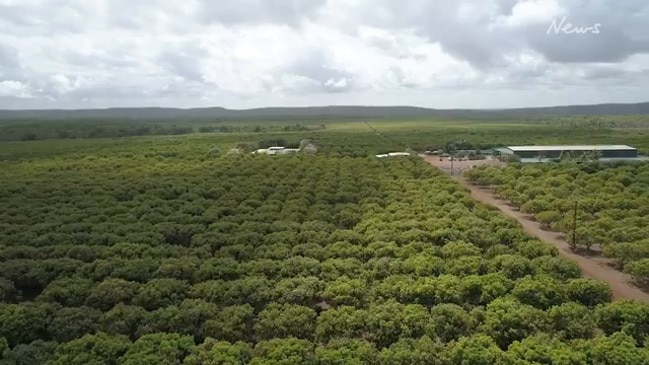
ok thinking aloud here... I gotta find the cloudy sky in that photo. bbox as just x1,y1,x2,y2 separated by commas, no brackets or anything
1,0,648,109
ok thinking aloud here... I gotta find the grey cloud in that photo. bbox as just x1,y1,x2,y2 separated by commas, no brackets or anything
0,43,26,81
288,50,352,85
342,0,649,67
582,67,627,80
196,0,327,26
1,0,648,109
62,83,174,101
494,0,520,16
323,78,353,93
341,1,516,68
0,43,21,70
63,49,138,70
0,0,92,35
425,30,503,69
504,65,550,84
577,68,649,88
158,46,208,83
527,26,642,63
0,2,53,29
522,2,649,63
269,48,358,94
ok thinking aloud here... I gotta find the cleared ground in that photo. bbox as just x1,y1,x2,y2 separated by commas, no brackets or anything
421,154,504,175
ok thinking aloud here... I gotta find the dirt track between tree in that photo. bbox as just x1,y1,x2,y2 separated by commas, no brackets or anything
422,156,649,303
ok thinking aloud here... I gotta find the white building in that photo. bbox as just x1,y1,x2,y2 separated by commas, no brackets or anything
376,152,413,158
253,146,300,155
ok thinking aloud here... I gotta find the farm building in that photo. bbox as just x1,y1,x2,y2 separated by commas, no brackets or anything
425,149,492,156
495,145,639,162
253,146,300,155
376,152,413,158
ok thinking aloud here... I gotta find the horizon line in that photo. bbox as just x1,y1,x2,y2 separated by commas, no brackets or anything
1,101,648,113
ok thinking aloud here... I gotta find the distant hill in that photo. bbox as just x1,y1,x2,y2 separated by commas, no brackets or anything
1,102,648,120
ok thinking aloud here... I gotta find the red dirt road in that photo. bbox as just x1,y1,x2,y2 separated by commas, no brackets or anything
422,156,649,302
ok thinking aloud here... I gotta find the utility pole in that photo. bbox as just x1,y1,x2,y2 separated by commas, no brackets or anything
450,154,454,175
571,200,578,250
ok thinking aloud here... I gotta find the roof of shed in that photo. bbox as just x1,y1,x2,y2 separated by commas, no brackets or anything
507,145,636,151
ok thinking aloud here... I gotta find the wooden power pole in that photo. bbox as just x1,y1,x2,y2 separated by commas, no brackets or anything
450,154,454,176
571,201,578,249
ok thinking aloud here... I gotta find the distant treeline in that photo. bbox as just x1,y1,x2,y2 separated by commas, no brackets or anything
258,138,301,149
0,122,192,142
0,120,326,142
198,124,325,134
528,115,649,128
1,102,649,121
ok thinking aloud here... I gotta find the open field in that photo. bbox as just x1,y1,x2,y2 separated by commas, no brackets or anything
422,154,504,175
1,119,649,363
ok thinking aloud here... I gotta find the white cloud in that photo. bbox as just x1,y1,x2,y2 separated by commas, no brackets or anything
497,0,564,28
324,77,349,92
48,74,78,94
0,80,31,97
0,0,648,109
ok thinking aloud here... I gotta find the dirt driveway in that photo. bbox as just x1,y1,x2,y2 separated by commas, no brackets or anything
422,156,649,302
